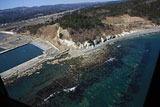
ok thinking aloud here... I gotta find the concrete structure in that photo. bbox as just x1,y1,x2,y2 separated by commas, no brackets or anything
0,34,62,81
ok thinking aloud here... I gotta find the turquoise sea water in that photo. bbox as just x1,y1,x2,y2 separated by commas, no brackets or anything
81,33,160,107
0,44,43,72
5,33,160,107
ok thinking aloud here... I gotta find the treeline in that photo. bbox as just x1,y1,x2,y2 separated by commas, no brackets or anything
17,24,44,34
56,13,104,30
0,8,67,24
17,0,160,35
85,0,160,25
17,20,55,34
56,0,160,31
131,0,160,25
0,3,96,24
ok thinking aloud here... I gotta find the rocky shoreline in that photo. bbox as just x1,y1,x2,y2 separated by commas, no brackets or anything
2,28,160,85
25,39,134,106
24,43,113,106
69,28,160,56
26,31,158,106
4,30,160,106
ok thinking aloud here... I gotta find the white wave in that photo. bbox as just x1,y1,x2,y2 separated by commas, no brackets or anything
105,58,116,63
44,94,54,102
63,86,77,93
109,42,114,45
43,91,58,102
117,45,121,48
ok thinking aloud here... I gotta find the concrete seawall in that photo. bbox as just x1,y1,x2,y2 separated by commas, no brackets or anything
31,38,58,51
30,42,47,51
0,38,61,81
0,54,46,80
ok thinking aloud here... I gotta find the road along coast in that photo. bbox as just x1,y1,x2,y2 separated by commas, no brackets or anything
69,28,160,56
1,28,160,84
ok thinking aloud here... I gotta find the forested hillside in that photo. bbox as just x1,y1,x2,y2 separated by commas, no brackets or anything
18,0,160,43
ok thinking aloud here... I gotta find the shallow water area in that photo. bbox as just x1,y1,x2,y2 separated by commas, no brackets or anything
5,32,160,107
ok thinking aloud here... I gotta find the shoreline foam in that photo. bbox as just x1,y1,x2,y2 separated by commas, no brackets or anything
69,28,160,56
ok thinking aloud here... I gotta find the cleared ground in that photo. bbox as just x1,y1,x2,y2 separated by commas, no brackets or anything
0,33,32,54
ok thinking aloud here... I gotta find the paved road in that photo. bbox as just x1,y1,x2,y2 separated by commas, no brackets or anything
69,28,160,56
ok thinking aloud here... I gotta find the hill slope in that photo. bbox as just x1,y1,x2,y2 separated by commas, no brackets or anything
54,0,159,43
18,0,160,49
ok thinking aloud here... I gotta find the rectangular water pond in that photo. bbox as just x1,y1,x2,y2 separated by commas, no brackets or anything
0,34,6,39
0,44,43,73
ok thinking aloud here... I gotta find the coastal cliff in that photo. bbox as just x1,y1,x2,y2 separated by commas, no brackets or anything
17,0,160,51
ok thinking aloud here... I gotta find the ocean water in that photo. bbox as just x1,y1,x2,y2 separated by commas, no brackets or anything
5,33,160,107
0,44,43,72
80,33,160,107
